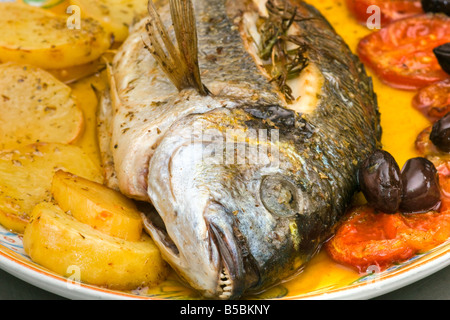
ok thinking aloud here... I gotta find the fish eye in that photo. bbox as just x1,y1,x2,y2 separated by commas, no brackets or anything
260,175,300,218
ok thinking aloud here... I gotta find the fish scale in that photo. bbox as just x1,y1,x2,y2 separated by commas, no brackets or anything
195,0,278,95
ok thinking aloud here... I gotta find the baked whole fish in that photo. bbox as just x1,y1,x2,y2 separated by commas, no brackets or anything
100,0,381,299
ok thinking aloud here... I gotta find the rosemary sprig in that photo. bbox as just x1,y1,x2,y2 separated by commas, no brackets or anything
258,0,309,103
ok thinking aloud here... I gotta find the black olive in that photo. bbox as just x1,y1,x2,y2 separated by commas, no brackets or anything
421,0,450,15
430,112,450,152
400,157,441,213
434,43,450,75
358,150,403,213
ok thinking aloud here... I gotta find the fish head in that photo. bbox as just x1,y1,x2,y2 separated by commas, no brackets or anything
144,107,331,299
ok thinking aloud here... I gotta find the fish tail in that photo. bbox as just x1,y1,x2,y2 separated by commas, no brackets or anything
145,0,209,95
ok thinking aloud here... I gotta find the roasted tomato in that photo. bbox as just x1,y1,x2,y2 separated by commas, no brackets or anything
327,156,450,272
346,0,423,27
433,160,450,211
413,79,450,122
326,205,450,272
357,14,450,90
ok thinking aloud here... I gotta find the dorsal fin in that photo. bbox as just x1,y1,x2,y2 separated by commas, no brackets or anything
145,0,209,95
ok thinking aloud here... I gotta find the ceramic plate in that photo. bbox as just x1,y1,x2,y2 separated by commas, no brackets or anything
1,222,450,300
1,0,449,301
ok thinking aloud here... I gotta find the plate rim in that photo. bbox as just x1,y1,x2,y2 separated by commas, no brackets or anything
0,247,151,300
297,250,450,300
1,238,450,300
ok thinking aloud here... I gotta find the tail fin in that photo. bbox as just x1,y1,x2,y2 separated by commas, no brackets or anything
145,0,209,95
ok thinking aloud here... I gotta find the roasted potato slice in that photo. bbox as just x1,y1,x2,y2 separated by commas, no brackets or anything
0,143,103,233
69,0,149,43
0,2,112,69
23,201,168,290
52,170,143,241
0,63,84,150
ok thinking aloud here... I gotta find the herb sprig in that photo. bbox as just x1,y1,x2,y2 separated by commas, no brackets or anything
258,0,309,103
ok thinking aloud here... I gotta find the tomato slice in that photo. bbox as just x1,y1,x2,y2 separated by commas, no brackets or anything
357,14,450,90
412,79,450,122
326,205,450,272
435,161,450,210
346,0,423,27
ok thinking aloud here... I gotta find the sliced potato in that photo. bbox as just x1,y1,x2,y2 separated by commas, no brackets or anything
70,0,149,43
0,63,84,150
23,201,168,290
52,170,143,241
0,143,103,233
0,2,112,69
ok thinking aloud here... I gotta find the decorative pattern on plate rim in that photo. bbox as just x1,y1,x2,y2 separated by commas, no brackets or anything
2,221,450,300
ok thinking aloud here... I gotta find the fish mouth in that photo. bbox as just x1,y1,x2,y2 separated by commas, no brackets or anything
207,218,244,299
140,201,259,299
206,201,245,299
206,202,261,299
139,202,180,257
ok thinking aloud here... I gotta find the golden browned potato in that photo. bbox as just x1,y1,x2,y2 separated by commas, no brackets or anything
0,2,112,69
51,170,143,241
69,0,149,43
0,143,103,233
0,63,84,150
23,201,168,290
